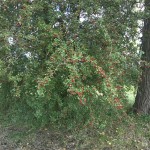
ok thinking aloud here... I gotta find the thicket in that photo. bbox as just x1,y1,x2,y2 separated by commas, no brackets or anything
0,0,143,129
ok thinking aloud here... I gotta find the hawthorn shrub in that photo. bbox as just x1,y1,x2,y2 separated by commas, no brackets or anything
0,0,140,129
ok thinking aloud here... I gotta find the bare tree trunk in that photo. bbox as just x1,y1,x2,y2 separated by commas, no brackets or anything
133,0,150,114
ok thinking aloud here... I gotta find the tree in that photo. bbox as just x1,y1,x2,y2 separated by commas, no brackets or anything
0,0,139,127
133,0,150,114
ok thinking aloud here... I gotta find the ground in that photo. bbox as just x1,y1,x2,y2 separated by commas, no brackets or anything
0,115,150,150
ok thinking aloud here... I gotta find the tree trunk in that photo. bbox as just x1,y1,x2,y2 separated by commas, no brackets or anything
133,0,150,114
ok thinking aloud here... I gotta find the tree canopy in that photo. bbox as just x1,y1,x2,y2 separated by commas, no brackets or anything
0,0,145,128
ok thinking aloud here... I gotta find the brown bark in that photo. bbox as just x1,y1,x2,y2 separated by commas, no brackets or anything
133,0,150,114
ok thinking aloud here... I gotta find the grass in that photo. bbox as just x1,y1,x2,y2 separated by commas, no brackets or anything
2,112,149,150
0,87,150,149
126,85,136,105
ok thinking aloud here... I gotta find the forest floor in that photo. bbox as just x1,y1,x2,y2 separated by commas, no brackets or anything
0,115,150,150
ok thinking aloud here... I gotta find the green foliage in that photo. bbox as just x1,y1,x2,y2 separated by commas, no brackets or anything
0,0,141,129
